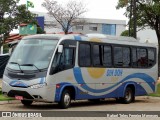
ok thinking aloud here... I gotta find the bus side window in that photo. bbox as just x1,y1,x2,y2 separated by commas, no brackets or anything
79,43,91,67
137,48,148,68
123,47,130,67
132,48,137,67
50,47,75,74
103,46,112,67
148,48,155,67
114,47,123,67
93,45,103,66
59,47,74,70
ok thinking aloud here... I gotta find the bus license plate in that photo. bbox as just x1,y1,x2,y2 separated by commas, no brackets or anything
15,96,23,100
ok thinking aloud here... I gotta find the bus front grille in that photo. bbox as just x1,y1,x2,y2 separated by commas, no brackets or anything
8,73,35,80
7,90,34,99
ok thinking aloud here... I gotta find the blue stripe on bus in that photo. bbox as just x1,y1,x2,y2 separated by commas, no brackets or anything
74,36,82,41
76,83,147,99
73,67,155,93
9,80,28,88
54,81,147,101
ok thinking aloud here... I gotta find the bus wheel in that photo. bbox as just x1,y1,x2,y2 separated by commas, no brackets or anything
59,90,71,109
122,87,134,104
21,100,33,106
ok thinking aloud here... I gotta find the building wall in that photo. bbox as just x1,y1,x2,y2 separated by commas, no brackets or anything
34,12,126,36
72,23,125,36
116,24,126,36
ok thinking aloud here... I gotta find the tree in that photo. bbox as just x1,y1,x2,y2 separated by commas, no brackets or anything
121,29,134,36
117,0,160,75
42,0,87,34
0,0,36,47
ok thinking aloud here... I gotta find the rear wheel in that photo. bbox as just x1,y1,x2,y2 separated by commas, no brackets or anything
122,87,134,104
58,90,71,109
21,100,33,106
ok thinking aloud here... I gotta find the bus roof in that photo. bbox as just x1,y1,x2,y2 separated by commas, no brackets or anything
22,34,157,47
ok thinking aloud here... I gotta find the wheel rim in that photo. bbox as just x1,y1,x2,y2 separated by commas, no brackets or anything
64,93,70,106
125,90,131,101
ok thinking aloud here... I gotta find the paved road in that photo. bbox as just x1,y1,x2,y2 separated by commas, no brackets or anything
0,97,160,120
0,96,160,111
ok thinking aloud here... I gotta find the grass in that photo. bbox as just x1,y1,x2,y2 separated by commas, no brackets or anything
149,83,160,97
0,88,14,101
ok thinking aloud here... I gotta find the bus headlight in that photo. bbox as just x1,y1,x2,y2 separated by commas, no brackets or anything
30,83,47,89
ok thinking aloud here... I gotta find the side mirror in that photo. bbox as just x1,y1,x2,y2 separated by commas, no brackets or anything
58,45,63,53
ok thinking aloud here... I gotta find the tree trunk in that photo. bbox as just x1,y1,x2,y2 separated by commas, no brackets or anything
64,29,68,34
156,29,160,76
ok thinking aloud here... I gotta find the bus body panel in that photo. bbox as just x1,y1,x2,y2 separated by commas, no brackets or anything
2,34,158,106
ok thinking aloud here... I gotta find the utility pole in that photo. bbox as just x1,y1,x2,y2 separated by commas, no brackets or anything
133,0,137,39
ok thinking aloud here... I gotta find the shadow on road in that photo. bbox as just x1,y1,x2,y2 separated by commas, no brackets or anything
14,99,148,110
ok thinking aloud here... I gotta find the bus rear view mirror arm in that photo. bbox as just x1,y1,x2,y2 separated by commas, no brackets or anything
58,45,63,53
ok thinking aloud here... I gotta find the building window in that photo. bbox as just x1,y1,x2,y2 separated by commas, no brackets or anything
76,25,83,30
102,24,116,35
89,24,98,31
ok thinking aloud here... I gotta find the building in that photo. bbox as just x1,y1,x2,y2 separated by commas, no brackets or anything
72,18,126,36
33,12,126,36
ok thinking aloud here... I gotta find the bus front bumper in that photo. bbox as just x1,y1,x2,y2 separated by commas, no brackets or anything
2,80,56,102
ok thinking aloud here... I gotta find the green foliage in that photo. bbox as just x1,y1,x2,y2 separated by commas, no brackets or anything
0,0,36,47
121,30,129,36
37,27,45,34
149,83,160,97
116,0,160,39
3,44,9,54
121,29,134,37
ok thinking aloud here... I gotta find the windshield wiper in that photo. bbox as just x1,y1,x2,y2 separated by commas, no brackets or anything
9,62,23,73
20,64,41,72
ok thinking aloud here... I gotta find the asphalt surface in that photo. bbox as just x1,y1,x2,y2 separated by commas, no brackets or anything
0,97,160,120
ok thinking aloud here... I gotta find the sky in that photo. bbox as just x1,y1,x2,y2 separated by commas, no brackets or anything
19,0,127,20
13,0,158,43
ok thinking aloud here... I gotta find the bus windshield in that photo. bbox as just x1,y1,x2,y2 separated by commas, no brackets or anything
7,38,58,71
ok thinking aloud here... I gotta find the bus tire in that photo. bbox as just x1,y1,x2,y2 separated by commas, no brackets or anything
122,87,134,104
21,100,33,106
59,90,71,109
